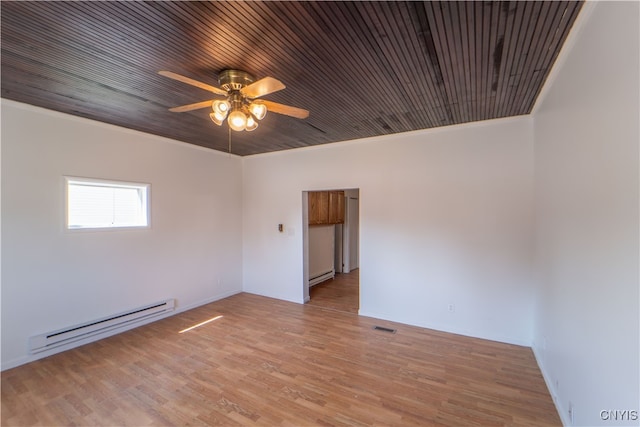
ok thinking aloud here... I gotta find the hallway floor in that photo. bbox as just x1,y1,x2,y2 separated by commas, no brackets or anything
308,269,359,314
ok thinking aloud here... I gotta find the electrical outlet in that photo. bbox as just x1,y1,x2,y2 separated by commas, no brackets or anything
448,304,455,313
568,402,574,425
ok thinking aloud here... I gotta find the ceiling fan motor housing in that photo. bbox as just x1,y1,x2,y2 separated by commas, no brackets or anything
218,69,255,91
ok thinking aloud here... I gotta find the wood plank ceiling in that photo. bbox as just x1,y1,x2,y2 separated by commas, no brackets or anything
1,1,583,156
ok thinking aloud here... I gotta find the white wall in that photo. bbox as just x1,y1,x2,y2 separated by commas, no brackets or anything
532,2,639,426
308,224,335,280
1,100,244,370
243,117,535,345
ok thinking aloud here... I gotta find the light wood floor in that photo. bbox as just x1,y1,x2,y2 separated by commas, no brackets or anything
2,293,560,426
308,269,359,314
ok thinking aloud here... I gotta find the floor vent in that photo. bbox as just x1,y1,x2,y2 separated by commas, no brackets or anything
28,299,175,354
373,326,397,333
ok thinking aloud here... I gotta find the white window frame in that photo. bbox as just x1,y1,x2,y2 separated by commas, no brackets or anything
65,176,150,231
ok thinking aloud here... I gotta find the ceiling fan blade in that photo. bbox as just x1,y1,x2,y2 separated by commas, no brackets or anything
241,77,285,99
168,100,213,113
260,100,309,119
158,71,227,96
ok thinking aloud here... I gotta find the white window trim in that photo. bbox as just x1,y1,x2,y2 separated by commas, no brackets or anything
64,176,151,231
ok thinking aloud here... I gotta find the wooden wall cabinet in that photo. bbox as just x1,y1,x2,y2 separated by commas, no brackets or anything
328,191,344,224
309,190,344,225
309,191,329,225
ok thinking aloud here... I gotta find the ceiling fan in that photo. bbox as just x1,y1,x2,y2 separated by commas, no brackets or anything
159,69,309,132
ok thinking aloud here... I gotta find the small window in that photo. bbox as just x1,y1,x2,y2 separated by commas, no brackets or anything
66,177,149,230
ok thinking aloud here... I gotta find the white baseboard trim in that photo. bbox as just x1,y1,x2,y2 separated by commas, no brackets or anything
532,345,568,426
175,289,241,313
357,309,531,347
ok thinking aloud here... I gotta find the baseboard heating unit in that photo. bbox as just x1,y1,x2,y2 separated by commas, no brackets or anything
28,299,175,354
309,269,335,287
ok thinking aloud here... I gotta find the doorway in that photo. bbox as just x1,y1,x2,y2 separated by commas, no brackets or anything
303,189,359,314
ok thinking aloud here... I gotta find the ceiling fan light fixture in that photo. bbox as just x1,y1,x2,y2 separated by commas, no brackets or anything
245,115,258,132
228,109,247,131
161,69,309,134
209,112,225,126
249,102,267,121
212,99,230,115
210,99,230,126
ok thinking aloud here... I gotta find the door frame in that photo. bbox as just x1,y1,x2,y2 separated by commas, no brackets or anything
302,188,359,304
342,191,359,273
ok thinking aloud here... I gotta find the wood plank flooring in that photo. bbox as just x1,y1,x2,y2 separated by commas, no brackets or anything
308,269,359,314
1,293,560,426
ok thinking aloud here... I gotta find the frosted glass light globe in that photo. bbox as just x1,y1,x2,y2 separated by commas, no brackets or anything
228,110,247,131
249,102,267,120
246,115,258,131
